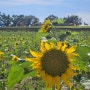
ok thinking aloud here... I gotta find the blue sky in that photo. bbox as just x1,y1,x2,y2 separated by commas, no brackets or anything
0,0,90,25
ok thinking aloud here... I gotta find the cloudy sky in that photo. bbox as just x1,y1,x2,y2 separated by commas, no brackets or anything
0,0,90,25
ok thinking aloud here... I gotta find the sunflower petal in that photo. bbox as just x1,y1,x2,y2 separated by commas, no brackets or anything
33,65,40,69
66,46,76,54
45,43,51,50
41,70,45,76
30,50,42,57
25,57,37,62
67,53,79,59
62,73,72,87
61,42,67,51
66,68,77,76
55,76,60,90
50,42,55,49
36,71,40,77
48,77,55,88
42,74,52,87
68,59,76,62
57,42,62,50
69,64,77,70
40,42,46,52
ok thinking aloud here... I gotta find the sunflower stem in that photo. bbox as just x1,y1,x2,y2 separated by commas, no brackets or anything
52,85,56,90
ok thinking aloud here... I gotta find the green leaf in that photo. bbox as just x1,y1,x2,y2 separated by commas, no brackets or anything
7,61,36,89
47,38,57,43
35,29,49,41
71,31,78,35
75,46,90,70
7,62,24,89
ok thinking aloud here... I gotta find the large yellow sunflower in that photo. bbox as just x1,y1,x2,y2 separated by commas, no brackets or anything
25,42,78,90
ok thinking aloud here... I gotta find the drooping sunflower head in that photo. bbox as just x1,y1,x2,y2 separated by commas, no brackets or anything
14,41,19,48
14,42,19,46
40,19,52,33
26,42,78,90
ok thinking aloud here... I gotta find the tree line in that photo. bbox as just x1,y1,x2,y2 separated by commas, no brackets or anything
0,12,82,27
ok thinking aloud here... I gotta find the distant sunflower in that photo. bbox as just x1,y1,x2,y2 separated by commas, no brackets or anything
14,41,19,48
12,55,18,61
26,42,78,90
0,51,4,60
0,51,4,55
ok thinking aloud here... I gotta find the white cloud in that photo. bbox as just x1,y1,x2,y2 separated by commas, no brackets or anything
0,0,62,6
76,12,90,25
65,12,90,25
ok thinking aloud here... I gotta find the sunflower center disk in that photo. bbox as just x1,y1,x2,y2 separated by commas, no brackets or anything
41,49,69,77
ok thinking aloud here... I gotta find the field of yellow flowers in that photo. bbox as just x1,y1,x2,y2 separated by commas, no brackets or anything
0,20,90,90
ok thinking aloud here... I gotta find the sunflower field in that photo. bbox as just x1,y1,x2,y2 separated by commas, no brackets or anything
0,19,90,90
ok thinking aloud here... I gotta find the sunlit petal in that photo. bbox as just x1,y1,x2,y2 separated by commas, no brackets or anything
61,42,67,51
66,46,76,54
30,50,42,57
62,73,72,87
67,53,79,59
55,76,60,90
66,68,77,76
57,42,62,50
45,43,51,50
40,42,46,52
69,64,77,70
50,42,55,49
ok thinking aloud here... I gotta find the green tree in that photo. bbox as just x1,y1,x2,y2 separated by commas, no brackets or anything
24,15,39,26
45,15,58,21
12,15,24,26
52,18,65,26
0,13,12,26
64,15,82,26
